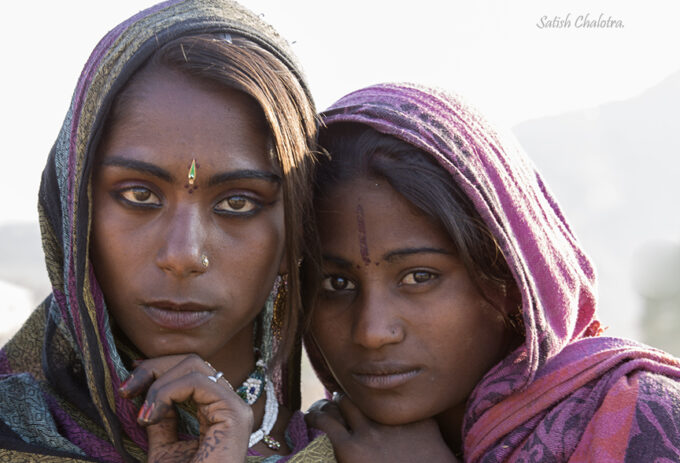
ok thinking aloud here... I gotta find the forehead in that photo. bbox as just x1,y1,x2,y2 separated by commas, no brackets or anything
316,178,452,256
99,68,273,171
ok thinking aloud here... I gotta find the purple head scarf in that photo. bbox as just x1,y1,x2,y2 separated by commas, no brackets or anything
312,83,680,461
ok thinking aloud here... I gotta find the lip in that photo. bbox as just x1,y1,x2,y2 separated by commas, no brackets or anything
142,300,215,330
351,362,422,390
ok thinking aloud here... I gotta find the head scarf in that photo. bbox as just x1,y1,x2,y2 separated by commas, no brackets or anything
0,1,331,461
310,83,680,461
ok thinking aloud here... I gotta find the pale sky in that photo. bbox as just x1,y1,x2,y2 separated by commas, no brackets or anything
1,0,679,225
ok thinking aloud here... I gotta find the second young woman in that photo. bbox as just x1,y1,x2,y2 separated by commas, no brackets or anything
304,83,680,462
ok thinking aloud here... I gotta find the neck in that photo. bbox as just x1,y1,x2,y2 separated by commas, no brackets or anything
207,323,257,382
436,403,466,456
204,323,263,430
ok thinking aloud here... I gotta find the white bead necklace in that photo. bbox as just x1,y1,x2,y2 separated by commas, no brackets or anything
248,378,280,449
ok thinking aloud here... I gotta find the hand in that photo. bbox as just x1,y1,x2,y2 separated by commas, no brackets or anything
119,354,253,463
306,394,460,463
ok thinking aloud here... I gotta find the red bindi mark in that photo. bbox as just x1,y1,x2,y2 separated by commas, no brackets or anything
356,204,371,266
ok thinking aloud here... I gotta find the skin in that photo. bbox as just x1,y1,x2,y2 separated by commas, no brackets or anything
307,176,511,460
92,68,290,459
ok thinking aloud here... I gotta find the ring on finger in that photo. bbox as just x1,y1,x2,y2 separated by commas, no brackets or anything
207,371,223,382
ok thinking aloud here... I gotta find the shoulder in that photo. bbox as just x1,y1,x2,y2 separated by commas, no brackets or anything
572,370,680,462
624,371,680,459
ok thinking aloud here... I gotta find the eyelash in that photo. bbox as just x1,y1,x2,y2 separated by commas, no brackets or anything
399,270,439,286
115,186,161,208
321,275,357,292
320,270,440,294
114,186,264,217
213,194,263,217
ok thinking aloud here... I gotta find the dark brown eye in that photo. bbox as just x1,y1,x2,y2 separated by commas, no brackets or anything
215,195,258,214
402,271,437,285
132,189,151,201
321,276,356,291
120,187,159,205
228,197,247,210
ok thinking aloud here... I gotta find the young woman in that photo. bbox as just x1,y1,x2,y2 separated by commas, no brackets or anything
0,1,335,461
304,83,680,461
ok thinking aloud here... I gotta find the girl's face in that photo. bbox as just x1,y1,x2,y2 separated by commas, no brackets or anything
310,177,509,426
92,69,285,369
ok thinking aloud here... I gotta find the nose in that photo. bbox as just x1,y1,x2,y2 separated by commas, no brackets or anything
351,290,404,350
155,204,208,278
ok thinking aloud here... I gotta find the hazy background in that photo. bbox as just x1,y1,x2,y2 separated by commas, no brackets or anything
1,0,679,406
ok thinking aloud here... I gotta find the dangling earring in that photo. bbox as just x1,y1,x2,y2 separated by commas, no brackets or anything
272,273,287,341
259,274,287,365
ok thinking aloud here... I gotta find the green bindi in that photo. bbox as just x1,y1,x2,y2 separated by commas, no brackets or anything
188,159,197,185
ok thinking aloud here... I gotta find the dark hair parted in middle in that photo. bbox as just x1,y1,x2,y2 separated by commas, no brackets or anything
104,34,318,363
305,122,522,334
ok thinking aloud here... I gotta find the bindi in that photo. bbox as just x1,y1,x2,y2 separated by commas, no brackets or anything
184,159,200,194
356,203,371,266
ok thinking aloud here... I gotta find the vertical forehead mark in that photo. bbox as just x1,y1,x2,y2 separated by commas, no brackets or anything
356,203,371,266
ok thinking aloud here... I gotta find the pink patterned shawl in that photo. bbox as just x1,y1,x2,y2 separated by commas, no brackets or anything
312,83,680,461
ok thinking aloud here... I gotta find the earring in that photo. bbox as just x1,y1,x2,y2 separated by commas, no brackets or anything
258,274,287,365
201,254,209,268
272,274,287,340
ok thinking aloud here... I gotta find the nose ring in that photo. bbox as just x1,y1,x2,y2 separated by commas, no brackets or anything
201,254,210,268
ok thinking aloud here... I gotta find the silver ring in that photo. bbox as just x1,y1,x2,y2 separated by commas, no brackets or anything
207,371,223,382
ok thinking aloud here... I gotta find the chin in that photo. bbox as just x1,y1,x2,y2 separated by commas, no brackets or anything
356,397,426,426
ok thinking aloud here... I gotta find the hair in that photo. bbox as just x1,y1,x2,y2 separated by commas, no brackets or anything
102,34,318,363
304,122,522,334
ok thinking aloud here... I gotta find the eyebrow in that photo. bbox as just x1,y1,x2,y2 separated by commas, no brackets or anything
322,247,454,268
206,170,281,187
100,157,174,183
321,255,355,270
381,247,454,262
100,156,281,187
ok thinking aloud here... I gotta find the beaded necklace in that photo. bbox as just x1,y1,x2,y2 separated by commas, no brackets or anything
236,358,281,450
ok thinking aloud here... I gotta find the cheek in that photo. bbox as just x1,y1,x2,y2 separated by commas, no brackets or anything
310,310,347,370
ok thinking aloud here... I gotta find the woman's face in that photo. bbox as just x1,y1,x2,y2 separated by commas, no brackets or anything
92,69,285,367
310,177,509,426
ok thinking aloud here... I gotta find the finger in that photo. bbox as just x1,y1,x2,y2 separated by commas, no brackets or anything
305,407,351,440
121,354,214,398
308,398,347,428
306,398,330,413
333,393,371,432
120,354,188,398
146,404,179,448
139,371,243,426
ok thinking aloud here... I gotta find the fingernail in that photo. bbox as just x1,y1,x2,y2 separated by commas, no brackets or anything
142,402,155,422
119,375,133,393
137,402,148,422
